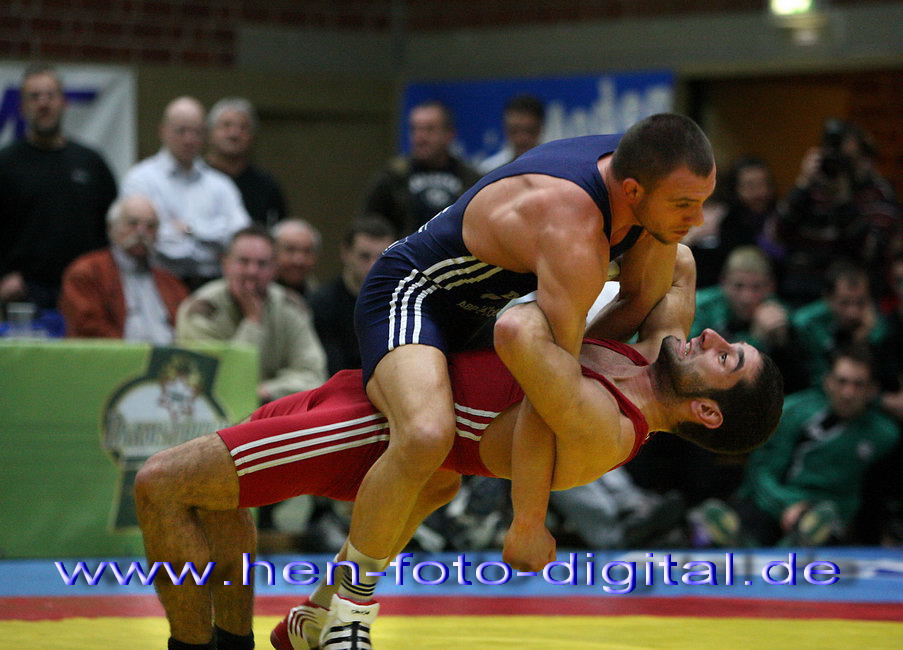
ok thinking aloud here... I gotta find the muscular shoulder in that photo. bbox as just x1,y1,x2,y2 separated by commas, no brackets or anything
575,374,631,442
556,376,638,486
507,182,604,248
533,178,602,216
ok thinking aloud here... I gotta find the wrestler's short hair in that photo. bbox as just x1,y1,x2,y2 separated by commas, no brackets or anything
611,113,714,191
673,351,784,454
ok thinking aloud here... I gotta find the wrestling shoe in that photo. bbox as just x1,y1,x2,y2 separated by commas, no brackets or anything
270,599,329,650
318,593,379,649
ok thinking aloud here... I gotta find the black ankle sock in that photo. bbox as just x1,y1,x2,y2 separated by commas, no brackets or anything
168,638,214,650
214,625,255,650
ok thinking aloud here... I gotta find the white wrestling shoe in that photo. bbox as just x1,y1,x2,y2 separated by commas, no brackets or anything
318,593,380,649
270,599,329,650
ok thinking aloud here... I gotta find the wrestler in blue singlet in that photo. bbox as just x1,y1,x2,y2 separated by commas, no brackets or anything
355,134,645,384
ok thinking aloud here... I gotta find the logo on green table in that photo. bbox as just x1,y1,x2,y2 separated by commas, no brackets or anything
102,347,230,530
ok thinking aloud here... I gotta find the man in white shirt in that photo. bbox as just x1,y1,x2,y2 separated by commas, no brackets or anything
122,96,250,287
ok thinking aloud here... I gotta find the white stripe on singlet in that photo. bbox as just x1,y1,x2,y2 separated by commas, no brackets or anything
387,255,510,348
236,433,390,477
231,413,389,476
453,403,500,442
230,412,386,455
233,422,389,467
234,403,502,476
387,269,419,351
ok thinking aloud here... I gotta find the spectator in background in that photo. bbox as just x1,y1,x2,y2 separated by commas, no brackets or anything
205,97,287,229
856,252,903,546
695,347,898,547
692,246,808,394
0,63,116,310
363,100,481,235
59,195,188,342
878,253,903,415
176,226,326,403
272,218,321,298
309,216,396,376
684,157,782,288
479,94,545,173
122,96,250,289
779,119,900,305
793,260,888,387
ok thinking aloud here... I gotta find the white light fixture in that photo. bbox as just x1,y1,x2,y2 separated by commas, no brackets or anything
769,0,827,45
769,0,815,17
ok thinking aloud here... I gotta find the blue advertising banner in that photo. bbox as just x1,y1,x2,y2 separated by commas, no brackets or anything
402,70,675,169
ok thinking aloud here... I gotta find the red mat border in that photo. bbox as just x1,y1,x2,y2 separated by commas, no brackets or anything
2,595,902,622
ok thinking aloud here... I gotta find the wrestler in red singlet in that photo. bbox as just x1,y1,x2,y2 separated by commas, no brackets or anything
217,339,651,508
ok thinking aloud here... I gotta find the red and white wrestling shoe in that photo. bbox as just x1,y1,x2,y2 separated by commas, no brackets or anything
318,593,379,650
270,599,329,650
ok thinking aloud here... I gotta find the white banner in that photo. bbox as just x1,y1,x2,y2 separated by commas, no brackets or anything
0,63,136,182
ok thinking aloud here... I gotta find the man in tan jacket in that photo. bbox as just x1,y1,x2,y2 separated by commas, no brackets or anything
176,226,327,403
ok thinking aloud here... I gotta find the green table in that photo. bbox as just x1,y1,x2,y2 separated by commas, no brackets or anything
0,340,258,558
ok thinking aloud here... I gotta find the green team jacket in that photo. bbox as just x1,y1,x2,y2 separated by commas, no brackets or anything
738,388,898,524
792,299,889,385
690,286,784,349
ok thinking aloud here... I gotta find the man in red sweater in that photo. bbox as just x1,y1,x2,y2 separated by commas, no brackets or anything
59,194,188,342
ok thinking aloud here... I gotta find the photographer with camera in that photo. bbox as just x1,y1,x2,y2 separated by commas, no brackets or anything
779,119,900,306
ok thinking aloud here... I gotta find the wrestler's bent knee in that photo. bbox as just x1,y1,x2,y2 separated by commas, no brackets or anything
134,449,178,505
390,419,456,468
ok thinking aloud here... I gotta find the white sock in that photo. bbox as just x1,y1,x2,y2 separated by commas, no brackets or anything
309,552,345,609
337,542,387,603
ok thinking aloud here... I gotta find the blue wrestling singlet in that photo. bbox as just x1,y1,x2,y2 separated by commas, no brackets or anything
356,133,645,384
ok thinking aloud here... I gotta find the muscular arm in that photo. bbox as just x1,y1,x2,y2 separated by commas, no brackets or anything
585,233,677,342
500,193,610,567
498,246,697,492
495,303,628,488
629,243,697,360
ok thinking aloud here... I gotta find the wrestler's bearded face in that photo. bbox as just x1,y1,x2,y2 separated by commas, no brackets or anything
653,335,710,400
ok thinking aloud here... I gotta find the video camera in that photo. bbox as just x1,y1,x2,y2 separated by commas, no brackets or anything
820,118,850,179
